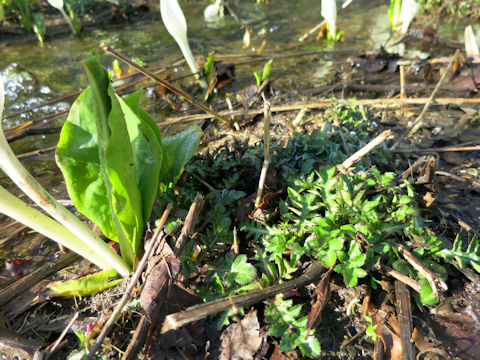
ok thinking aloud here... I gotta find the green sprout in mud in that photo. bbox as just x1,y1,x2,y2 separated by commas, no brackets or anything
253,59,273,88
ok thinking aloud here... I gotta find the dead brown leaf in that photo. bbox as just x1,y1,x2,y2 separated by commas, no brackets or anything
306,268,332,336
219,310,262,360
243,27,253,48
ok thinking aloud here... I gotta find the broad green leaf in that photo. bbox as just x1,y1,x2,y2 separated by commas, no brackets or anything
85,55,143,267
268,323,289,337
287,187,303,207
160,126,202,184
279,332,300,352
122,90,163,221
47,269,123,297
299,330,321,357
419,277,440,305
320,249,337,267
56,89,117,241
57,54,162,268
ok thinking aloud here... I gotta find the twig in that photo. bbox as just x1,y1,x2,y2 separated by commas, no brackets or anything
298,20,327,42
16,145,57,159
254,97,271,208
435,170,469,182
397,57,480,66
376,264,422,293
7,127,61,142
224,1,245,27
159,97,480,125
45,312,79,359
391,50,460,149
391,145,480,153
399,64,406,98
4,110,68,138
161,262,324,333
190,173,217,193
338,130,393,172
86,204,172,360
2,94,80,122
340,327,366,350
394,281,415,360
397,244,447,297
100,43,231,126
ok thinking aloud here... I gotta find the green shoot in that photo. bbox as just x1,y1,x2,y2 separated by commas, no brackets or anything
160,0,208,89
253,59,273,87
33,13,46,45
321,0,337,41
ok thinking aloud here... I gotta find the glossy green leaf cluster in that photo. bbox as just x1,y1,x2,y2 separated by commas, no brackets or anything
56,54,201,268
260,166,419,287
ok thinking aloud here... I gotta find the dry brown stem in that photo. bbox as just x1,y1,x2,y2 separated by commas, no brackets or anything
161,262,324,334
100,43,231,126
160,97,480,125
338,130,393,172
391,50,460,149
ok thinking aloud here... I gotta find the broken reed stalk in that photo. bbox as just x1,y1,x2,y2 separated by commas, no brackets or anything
160,97,480,125
174,194,204,254
397,244,447,297
391,145,480,153
399,63,406,98
376,264,422,293
298,20,327,42
161,262,324,334
254,97,271,208
394,281,415,360
338,130,393,172
391,49,460,150
86,204,172,360
100,43,231,126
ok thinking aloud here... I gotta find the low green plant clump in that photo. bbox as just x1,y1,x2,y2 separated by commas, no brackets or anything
160,105,480,357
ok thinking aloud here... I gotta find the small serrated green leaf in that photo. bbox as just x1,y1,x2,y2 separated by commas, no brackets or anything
230,255,257,285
